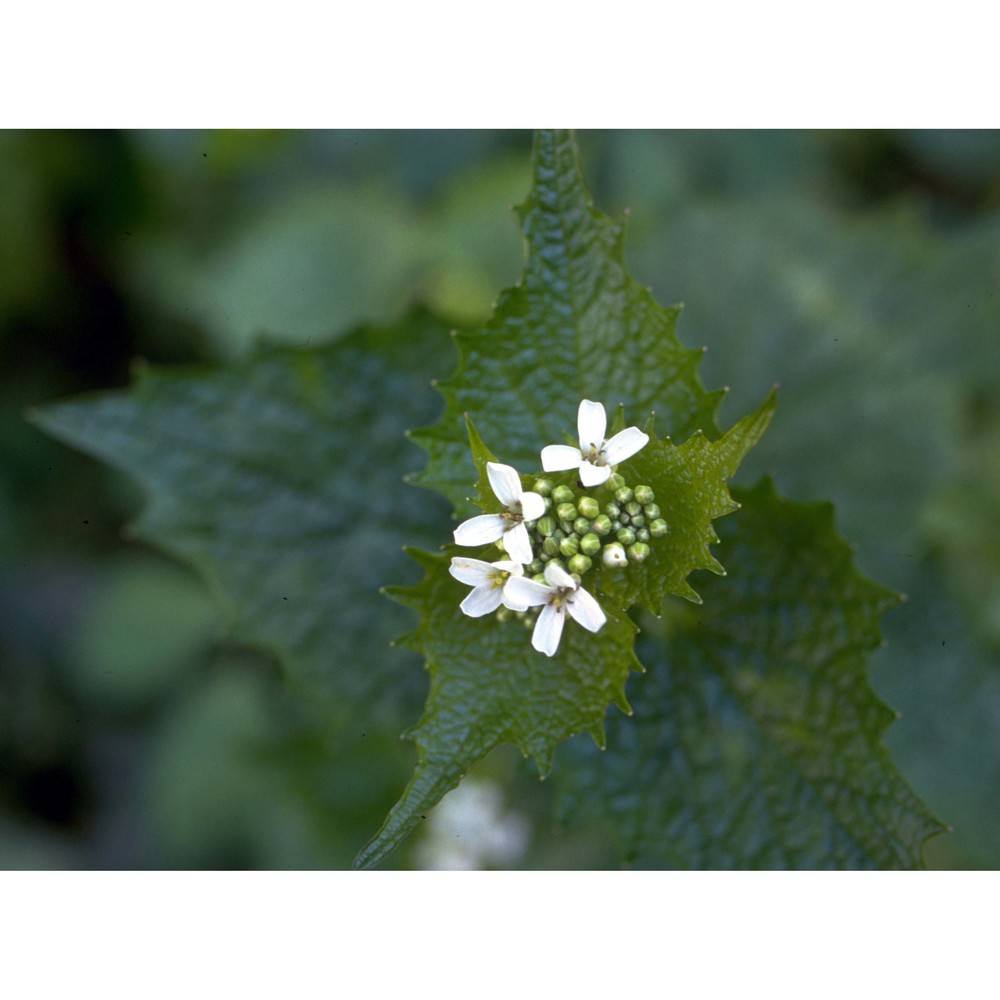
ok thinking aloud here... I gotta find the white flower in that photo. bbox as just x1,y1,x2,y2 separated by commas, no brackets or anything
540,399,649,487
452,462,545,565
449,558,529,618
503,563,607,657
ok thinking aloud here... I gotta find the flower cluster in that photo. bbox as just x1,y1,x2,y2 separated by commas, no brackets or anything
449,399,662,657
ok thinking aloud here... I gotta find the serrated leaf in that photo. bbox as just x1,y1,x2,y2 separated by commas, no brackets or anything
358,130,776,867
353,547,641,870
412,129,726,518
29,310,453,723
596,389,775,609
555,478,946,869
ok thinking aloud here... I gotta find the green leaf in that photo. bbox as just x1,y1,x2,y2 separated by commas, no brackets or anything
412,128,726,518
597,389,775,609
357,131,773,867
353,546,641,870
29,309,454,722
555,478,947,869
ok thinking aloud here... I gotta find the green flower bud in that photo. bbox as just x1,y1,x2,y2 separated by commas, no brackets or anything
543,536,561,556
552,485,576,504
607,473,626,491
625,500,642,517
533,478,554,496
536,515,557,537
548,558,566,573
580,532,601,555
617,527,636,546
615,486,634,504
542,496,554,512
611,519,622,532
591,514,612,536
634,484,655,505
649,518,668,537
568,553,592,576
531,573,547,584
628,542,650,563
559,535,580,558
619,512,631,526
630,514,646,528
602,542,627,568
643,502,660,520
573,516,591,536
577,496,600,519
528,559,544,574
604,501,621,519
556,502,577,522
636,527,650,543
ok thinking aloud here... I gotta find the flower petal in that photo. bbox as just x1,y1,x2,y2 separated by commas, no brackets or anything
448,557,496,586
459,584,504,618
486,462,523,508
540,444,583,472
532,603,566,657
566,587,607,633
500,583,530,613
504,576,553,608
602,426,649,465
579,461,611,487
577,399,607,452
543,562,576,590
503,521,533,564
453,513,506,547
519,491,545,522
492,560,523,576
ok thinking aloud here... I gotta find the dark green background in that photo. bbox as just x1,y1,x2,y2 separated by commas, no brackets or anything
3,130,998,868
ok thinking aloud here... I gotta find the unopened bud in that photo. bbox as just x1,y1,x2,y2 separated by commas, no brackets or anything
552,485,576,504
533,478,553,496
649,518,668,537
577,496,600,519
559,535,580,558
604,501,621,519
528,559,544,574
636,527,650,543
625,500,642,517
630,514,646,528
607,473,626,491
643,503,660,520
536,515,557,537
617,527,636,546
634,485,655,505
543,536,560,556
556,502,577,522
614,486,634,504
602,542,627,568
591,515,612,536
580,532,601,555
573,516,591,536
568,553,592,576
628,542,650,563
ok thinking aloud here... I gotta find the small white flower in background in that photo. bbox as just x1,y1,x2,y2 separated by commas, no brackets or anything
504,562,607,657
540,399,649,487
449,557,529,617
452,462,544,565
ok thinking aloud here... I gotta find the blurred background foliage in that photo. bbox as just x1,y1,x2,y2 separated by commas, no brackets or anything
2,129,998,869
